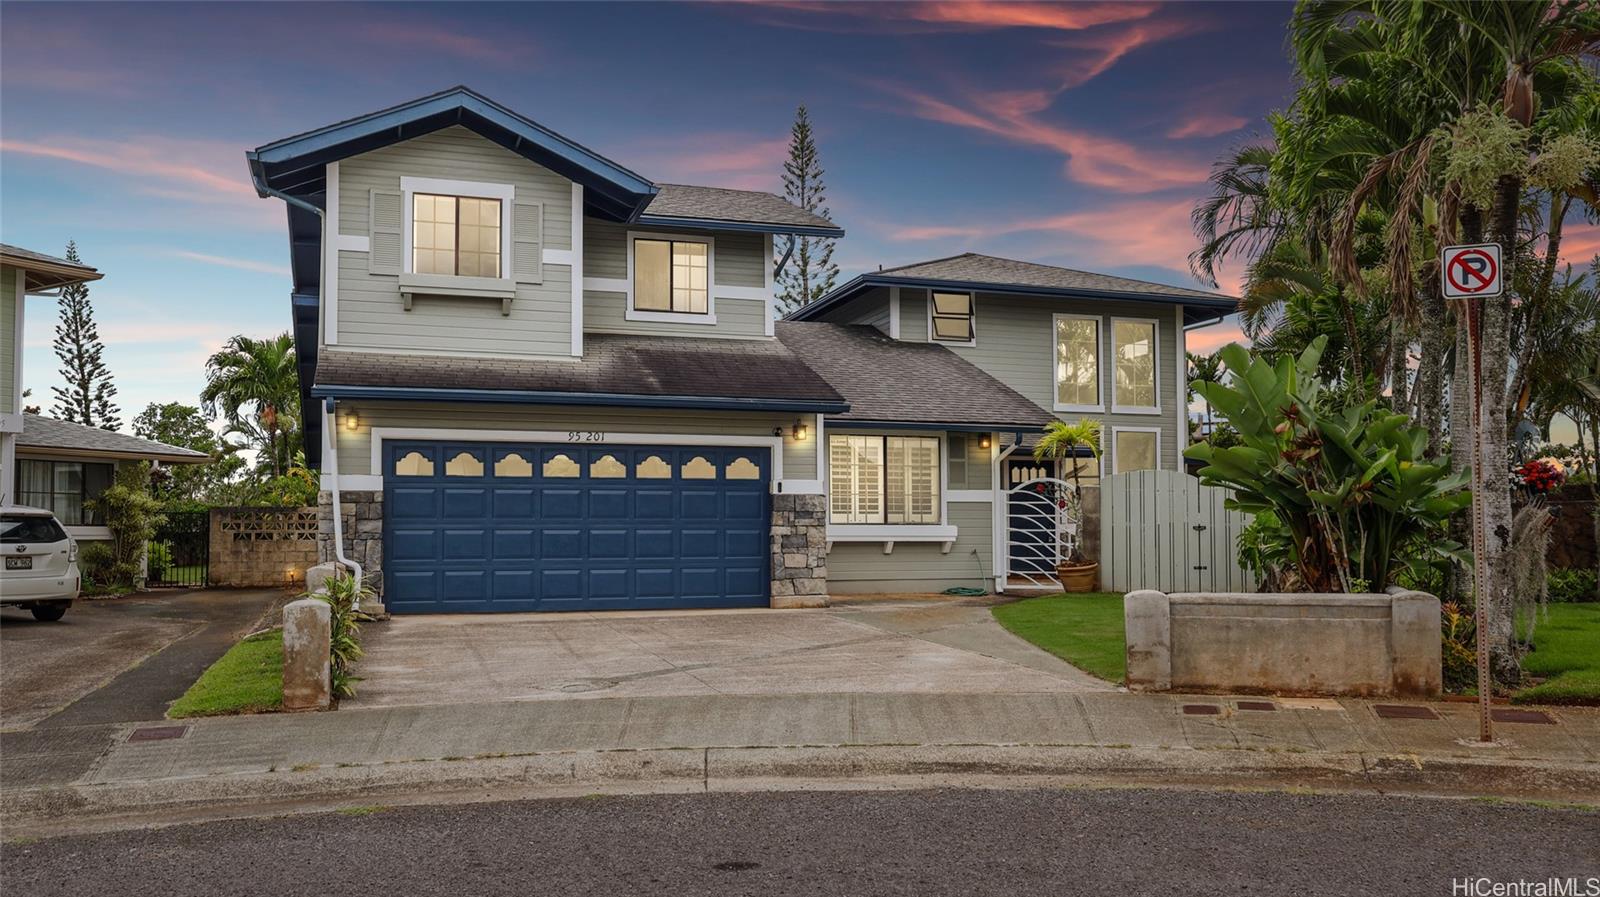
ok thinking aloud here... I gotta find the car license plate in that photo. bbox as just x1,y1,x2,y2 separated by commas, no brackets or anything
5,557,32,570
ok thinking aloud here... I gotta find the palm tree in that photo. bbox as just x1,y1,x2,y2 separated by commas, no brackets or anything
200,333,300,479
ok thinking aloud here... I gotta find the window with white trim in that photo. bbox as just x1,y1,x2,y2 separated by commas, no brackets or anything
930,291,974,342
1054,315,1101,409
829,435,940,525
412,193,501,277
1112,318,1158,411
634,238,708,314
1113,429,1159,472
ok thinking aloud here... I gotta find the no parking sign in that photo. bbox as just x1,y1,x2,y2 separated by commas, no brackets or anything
1441,243,1502,299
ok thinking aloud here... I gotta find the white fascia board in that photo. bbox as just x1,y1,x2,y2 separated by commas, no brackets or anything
324,161,339,345
570,184,583,357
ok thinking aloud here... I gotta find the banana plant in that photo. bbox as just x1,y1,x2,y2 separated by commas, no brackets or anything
1184,336,1471,592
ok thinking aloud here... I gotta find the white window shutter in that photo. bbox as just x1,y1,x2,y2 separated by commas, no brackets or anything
512,201,543,284
369,189,403,275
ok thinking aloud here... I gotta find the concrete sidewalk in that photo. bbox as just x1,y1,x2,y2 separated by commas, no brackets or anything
5,690,1597,833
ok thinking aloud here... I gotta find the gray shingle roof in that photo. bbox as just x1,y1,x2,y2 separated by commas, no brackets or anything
18,415,209,463
774,322,1055,429
878,253,1230,302
643,184,839,232
314,334,845,407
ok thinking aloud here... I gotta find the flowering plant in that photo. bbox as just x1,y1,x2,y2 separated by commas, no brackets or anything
1514,458,1566,493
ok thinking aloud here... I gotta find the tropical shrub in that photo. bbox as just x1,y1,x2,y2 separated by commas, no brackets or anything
146,542,172,583
1440,601,1479,693
1032,419,1101,564
86,463,166,584
310,571,369,699
1547,568,1597,604
1185,337,1472,592
77,541,117,589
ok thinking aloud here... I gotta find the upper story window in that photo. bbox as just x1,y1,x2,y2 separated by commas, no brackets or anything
1112,318,1159,413
413,194,501,278
633,238,709,315
930,291,975,343
829,434,940,525
1054,315,1102,411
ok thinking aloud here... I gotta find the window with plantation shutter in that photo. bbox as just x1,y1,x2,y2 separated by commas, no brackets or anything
828,434,939,525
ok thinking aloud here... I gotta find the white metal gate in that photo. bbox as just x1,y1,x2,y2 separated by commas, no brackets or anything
1099,469,1255,592
1005,476,1081,588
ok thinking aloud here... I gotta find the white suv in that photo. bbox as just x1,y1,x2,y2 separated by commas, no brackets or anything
1,505,80,622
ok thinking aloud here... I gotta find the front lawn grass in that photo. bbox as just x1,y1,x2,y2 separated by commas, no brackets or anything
992,593,1125,683
1513,602,1600,706
168,629,284,718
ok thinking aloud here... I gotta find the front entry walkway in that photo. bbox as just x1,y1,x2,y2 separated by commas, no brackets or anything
350,597,1109,708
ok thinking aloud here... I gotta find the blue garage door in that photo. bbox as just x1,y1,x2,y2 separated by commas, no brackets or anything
383,442,771,613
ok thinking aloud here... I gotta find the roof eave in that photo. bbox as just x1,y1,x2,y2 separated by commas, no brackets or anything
15,445,210,464
310,384,848,415
791,273,1237,323
1,256,104,292
634,215,843,238
826,418,1051,433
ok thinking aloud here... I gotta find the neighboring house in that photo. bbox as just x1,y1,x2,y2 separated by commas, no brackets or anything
1,245,209,542
248,87,1235,612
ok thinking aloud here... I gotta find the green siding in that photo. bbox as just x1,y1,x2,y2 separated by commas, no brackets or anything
1,265,15,416
334,400,818,481
582,219,770,339
827,502,993,594
336,126,574,358
897,288,929,341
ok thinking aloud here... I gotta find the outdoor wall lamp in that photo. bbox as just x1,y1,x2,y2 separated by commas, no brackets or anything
344,408,359,431
792,419,809,441
978,434,991,449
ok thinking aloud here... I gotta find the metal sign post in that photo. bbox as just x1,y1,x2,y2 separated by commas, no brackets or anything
1445,243,1500,744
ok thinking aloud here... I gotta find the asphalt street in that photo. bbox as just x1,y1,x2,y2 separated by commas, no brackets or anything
5,787,1596,896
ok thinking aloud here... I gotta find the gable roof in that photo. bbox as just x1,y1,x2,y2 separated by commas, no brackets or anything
774,322,1055,430
640,185,841,237
1,244,102,293
312,334,846,414
790,252,1237,326
18,415,209,464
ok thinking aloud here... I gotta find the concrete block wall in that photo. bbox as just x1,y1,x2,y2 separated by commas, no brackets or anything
1124,589,1442,697
208,507,321,588
317,490,384,596
771,493,828,608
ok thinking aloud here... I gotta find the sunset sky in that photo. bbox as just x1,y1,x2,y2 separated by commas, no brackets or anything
2,1,1595,428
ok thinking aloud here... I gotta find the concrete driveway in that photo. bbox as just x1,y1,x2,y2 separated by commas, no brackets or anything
350,597,1109,708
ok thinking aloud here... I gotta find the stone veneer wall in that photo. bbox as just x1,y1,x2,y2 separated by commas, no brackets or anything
316,490,384,595
209,507,320,588
770,493,828,608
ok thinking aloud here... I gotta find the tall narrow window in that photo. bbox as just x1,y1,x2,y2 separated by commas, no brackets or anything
1055,316,1101,409
1112,319,1158,411
829,435,883,524
412,194,501,277
930,291,974,342
885,436,940,524
634,238,708,314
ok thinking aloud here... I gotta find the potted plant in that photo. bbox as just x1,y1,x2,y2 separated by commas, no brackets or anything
1033,419,1102,592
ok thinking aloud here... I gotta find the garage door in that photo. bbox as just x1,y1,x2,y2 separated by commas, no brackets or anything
383,441,771,613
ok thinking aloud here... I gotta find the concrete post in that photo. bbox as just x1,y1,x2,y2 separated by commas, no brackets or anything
304,562,339,597
1123,589,1171,691
282,598,331,711
1388,589,1443,697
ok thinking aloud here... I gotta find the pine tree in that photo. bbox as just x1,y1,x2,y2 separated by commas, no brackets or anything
776,105,840,315
50,241,120,430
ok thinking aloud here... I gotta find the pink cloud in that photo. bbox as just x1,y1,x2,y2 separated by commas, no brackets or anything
737,1,1157,34
1185,321,1247,353
1052,17,1199,89
1561,221,1600,267
887,197,1204,267
356,21,525,66
166,250,290,276
624,135,790,192
1166,112,1249,140
873,81,1210,192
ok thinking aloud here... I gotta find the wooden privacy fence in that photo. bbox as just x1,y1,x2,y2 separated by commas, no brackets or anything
1099,469,1255,593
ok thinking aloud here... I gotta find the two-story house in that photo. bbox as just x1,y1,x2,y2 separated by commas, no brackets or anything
249,87,1232,613
788,253,1234,594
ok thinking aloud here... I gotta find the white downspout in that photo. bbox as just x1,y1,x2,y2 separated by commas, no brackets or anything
994,436,1020,593
322,400,363,607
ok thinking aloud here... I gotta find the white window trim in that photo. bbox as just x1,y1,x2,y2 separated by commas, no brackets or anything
400,175,515,280
926,290,977,346
1110,315,1162,415
1110,426,1162,474
1051,313,1104,413
625,230,717,325
825,431,949,539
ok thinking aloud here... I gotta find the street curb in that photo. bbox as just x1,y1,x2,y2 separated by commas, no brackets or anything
6,743,1598,837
